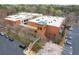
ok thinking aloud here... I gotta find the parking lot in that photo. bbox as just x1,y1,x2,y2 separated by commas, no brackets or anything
0,32,25,55
62,26,79,55
71,26,79,55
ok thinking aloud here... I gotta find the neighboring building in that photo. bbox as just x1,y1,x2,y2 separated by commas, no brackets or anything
27,16,65,40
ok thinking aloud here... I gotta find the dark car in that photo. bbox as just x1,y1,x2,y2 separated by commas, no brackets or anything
19,45,26,49
8,38,14,42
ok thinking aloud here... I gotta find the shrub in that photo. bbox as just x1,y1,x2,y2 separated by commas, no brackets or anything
52,38,62,44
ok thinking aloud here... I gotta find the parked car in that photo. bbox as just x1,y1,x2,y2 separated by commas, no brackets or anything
69,27,73,31
65,36,68,39
8,38,14,42
0,32,4,36
69,46,72,49
63,50,72,55
4,34,9,38
65,36,72,40
65,41,72,46
63,44,72,55
64,39,68,43
19,45,26,49
68,36,72,40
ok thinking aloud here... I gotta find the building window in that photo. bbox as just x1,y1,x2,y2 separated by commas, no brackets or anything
53,34,56,37
35,30,37,33
38,27,42,30
24,19,28,22
39,27,42,30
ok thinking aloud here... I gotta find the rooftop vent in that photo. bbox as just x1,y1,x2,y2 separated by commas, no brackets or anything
36,19,40,21
53,19,56,21
51,21,52,23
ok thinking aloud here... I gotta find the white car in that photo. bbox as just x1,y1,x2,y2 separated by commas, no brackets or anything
69,52,72,55
66,41,72,45
0,32,4,36
69,27,73,31
65,36,68,39
5,35,9,38
69,46,72,49
65,36,72,40
64,39,68,43
68,36,72,40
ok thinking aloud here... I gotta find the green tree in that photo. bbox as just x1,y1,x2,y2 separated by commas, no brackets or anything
55,9,63,16
36,5,48,14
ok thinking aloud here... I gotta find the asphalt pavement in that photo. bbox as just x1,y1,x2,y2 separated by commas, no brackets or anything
0,33,25,55
63,26,79,55
71,26,79,55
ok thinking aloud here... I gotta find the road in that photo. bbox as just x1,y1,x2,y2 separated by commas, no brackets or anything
0,34,24,55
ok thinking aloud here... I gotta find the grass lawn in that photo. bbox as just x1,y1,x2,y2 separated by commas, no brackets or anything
52,38,62,45
6,31,33,46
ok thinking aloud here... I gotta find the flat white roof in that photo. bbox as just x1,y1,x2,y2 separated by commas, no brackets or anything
5,15,33,21
29,16,65,27
5,12,43,21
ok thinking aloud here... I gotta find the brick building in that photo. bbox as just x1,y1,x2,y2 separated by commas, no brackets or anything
27,16,65,41
4,12,43,27
4,12,65,42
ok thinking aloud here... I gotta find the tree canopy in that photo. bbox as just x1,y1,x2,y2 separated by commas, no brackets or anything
0,5,79,16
